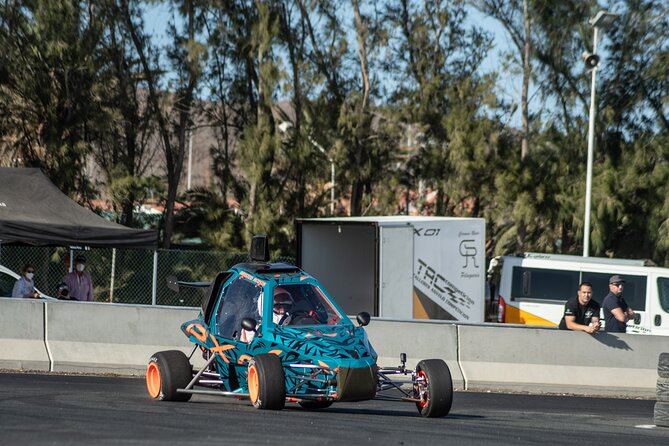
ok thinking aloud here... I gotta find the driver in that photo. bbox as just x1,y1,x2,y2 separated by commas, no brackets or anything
273,287,294,325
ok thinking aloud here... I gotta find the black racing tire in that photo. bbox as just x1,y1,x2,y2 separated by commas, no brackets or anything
248,354,286,410
659,353,669,379
414,359,453,418
146,350,192,402
657,377,669,403
654,401,669,427
298,400,333,410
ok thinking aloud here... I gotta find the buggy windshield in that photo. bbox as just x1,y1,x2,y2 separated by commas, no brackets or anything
275,283,343,326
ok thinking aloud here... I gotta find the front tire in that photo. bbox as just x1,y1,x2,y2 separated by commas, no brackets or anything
248,353,286,410
146,350,192,402
414,359,453,418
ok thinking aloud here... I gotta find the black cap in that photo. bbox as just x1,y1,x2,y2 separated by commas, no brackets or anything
609,275,625,284
74,254,86,263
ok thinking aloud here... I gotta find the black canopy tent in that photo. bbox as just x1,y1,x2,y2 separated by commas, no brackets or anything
0,167,157,249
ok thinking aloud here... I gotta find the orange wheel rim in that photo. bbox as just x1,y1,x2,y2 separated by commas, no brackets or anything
146,362,161,398
417,370,428,409
248,364,259,403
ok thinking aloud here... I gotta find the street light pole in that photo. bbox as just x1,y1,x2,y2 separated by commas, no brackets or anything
307,136,335,216
583,26,598,258
582,10,619,257
187,128,193,190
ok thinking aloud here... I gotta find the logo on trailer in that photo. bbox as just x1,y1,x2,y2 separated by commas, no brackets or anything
414,228,440,237
459,239,478,268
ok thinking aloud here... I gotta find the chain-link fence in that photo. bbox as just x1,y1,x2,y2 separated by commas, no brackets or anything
0,245,294,307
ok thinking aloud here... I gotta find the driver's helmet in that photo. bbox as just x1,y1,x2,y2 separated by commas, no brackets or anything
273,287,294,317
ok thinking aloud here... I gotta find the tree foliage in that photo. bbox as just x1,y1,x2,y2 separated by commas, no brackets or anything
1,0,669,264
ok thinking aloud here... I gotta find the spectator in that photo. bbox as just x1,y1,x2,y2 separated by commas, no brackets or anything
63,255,94,301
602,275,635,333
12,264,40,299
558,282,601,333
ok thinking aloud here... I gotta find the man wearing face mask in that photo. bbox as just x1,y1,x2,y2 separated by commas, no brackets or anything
12,264,40,298
63,255,94,301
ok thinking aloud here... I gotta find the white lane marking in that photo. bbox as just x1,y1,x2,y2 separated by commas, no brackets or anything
635,425,656,429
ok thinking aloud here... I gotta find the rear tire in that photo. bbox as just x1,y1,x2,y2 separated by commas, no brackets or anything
146,350,192,402
414,359,453,418
298,400,333,410
248,354,285,410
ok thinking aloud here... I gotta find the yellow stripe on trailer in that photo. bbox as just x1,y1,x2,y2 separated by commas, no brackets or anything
505,304,557,326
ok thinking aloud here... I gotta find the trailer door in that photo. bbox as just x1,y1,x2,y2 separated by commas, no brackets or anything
379,225,413,318
298,222,377,316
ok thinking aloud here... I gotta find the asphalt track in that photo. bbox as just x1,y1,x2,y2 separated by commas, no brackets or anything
0,372,667,445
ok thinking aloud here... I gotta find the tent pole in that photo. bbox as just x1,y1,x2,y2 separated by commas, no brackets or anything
109,248,116,303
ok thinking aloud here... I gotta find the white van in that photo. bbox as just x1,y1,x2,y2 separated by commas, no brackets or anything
492,253,669,335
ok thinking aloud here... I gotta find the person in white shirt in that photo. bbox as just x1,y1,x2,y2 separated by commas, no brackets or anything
12,264,40,299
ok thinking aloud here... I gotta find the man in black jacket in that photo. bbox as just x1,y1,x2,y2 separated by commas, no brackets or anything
558,282,601,333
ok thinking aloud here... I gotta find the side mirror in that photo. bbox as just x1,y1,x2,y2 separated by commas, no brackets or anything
356,311,371,327
241,318,257,332
633,313,641,325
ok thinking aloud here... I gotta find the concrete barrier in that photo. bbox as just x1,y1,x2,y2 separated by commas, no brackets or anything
458,324,665,398
1,297,665,398
45,301,200,374
0,298,49,371
365,318,464,390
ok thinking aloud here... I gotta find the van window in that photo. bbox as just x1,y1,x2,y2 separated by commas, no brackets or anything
511,267,578,301
658,278,669,313
582,272,647,311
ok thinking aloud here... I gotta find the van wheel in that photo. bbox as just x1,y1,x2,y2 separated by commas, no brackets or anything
414,359,453,418
146,350,192,402
248,354,285,410
659,353,669,379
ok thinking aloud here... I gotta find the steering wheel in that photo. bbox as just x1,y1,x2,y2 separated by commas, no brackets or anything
285,309,321,325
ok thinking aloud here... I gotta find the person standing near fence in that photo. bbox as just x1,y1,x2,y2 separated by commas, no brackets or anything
12,264,40,298
63,255,94,301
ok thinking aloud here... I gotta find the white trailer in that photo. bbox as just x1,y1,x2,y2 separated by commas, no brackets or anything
296,216,486,322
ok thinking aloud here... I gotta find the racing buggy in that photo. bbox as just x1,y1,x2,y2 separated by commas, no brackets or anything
146,235,453,417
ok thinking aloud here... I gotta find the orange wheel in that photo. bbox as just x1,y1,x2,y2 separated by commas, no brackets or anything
145,351,193,402
247,354,285,410
248,364,259,405
146,362,162,399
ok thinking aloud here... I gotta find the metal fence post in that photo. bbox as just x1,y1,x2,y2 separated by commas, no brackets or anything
152,250,158,306
109,248,116,303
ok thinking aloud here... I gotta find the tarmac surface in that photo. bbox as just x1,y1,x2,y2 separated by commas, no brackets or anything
0,372,667,445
